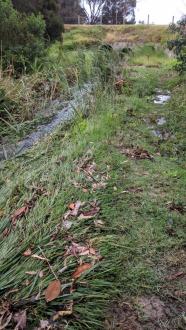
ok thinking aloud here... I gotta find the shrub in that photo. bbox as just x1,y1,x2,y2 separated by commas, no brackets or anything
168,16,186,74
0,0,46,73
12,0,64,41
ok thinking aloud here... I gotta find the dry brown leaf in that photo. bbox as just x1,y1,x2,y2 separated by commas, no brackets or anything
13,310,27,330
72,263,92,279
64,201,83,220
69,203,75,210
118,146,154,161
23,249,32,257
45,280,61,302
78,206,100,220
11,206,29,225
66,242,97,258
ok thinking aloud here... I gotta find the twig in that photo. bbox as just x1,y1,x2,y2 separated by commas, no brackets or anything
38,246,58,280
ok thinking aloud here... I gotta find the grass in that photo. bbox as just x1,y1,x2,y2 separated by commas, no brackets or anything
0,47,95,143
64,24,173,45
0,43,185,329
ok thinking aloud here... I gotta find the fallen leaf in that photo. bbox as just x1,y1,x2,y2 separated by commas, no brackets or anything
72,263,92,279
69,203,75,210
166,271,185,281
118,146,154,161
32,254,49,262
65,242,97,258
11,206,29,225
23,249,32,257
64,201,83,220
13,310,27,330
78,206,100,220
45,280,61,302
71,201,82,216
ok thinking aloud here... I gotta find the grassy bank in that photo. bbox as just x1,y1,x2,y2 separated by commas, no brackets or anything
0,25,175,144
0,45,185,329
64,24,172,47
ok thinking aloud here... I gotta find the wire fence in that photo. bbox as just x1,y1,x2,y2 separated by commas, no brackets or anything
63,15,176,25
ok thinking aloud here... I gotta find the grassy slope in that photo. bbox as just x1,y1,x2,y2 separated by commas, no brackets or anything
0,38,185,329
64,25,172,48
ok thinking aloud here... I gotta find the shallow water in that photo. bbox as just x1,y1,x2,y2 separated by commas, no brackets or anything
157,117,166,126
0,83,92,161
154,94,171,105
150,91,170,139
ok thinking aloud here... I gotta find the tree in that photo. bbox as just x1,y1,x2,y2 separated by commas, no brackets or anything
168,16,186,74
60,0,83,23
0,0,46,72
84,0,106,24
102,0,136,24
12,0,64,41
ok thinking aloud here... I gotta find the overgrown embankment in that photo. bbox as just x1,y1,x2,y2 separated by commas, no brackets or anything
0,25,174,145
0,44,185,329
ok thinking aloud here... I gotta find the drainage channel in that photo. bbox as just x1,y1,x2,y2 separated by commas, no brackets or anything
0,83,93,162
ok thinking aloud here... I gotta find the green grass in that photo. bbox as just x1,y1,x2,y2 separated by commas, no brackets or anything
0,46,185,329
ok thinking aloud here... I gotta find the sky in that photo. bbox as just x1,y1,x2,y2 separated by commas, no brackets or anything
136,0,186,24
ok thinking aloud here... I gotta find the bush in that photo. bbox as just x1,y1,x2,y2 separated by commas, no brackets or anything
0,0,46,73
168,16,186,74
12,0,64,41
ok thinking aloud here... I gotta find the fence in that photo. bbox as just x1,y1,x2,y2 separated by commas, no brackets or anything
63,15,176,25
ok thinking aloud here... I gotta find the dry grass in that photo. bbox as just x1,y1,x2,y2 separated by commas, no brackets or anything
64,25,171,45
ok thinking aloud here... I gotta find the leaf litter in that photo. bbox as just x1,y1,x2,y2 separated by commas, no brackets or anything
75,153,110,191
117,145,154,160
65,241,101,260
3,186,49,238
